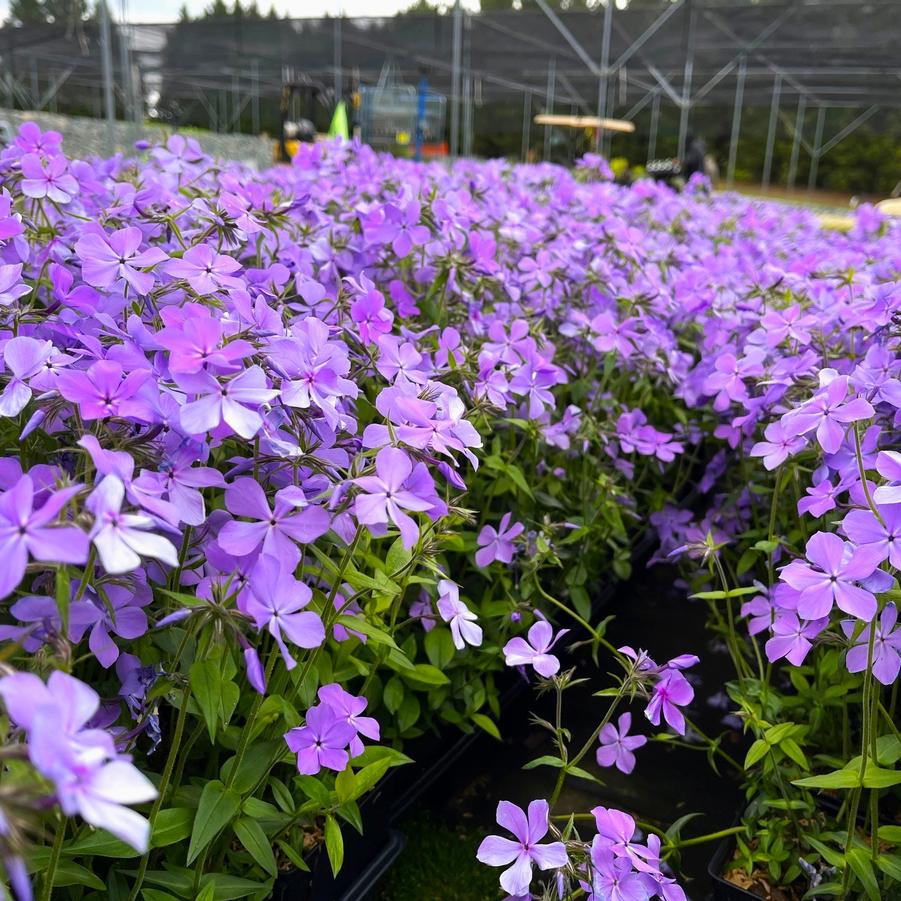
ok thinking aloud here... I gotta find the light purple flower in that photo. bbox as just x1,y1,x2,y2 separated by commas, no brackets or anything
0,474,88,599
503,620,567,677
596,713,647,775
165,243,243,294
476,512,525,567
75,226,168,295
20,153,78,204
352,446,435,549
749,420,806,470
782,373,874,454
476,799,567,897
318,682,380,757
780,531,880,621
437,579,482,650
841,604,901,685
765,611,828,665
85,475,179,575
284,703,357,775
241,555,325,670
644,669,693,735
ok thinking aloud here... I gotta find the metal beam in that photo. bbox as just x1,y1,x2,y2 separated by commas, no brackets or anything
521,90,531,162
761,73,781,189
533,0,600,78
787,96,806,190
611,0,685,72
807,105,826,191
595,0,613,150
648,91,660,161
727,56,746,186
817,104,879,157
450,0,463,157
646,64,683,108
99,1,116,152
543,56,556,161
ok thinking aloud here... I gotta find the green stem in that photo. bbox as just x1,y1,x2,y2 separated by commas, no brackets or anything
127,687,192,901
40,818,66,901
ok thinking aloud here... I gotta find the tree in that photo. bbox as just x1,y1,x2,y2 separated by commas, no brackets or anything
203,0,229,19
7,0,87,25
177,3,191,21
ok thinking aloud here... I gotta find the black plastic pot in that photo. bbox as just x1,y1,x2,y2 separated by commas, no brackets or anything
707,831,758,901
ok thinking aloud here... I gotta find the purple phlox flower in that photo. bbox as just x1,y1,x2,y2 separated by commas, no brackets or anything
644,670,694,735
73,583,151,669
0,593,97,652
0,670,156,851
218,478,330,570
765,610,829,665
284,702,357,775
591,806,655,873
375,199,430,258
740,589,775,636
241,555,324,670
873,450,901,505
151,448,225,527
346,274,394,344
596,712,647,775
0,474,88,599
0,336,54,416
702,347,765,411
588,842,648,901
176,365,279,440
842,503,901,569
437,579,483,650
15,121,62,156
157,311,252,374
782,372,874,454
0,263,32,307
476,512,525,567
780,530,880,621
318,682,380,757
164,243,243,294
749,419,807,470
410,590,437,631
116,653,161,753
20,152,78,204
476,799,568,897
56,359,150,421
152,133,204,173
86,475,179,575
842,603,901,685
352,446,436,549
590,312,641,359
483,319,530,366
271,317,358,428
509,350,565,419
797,471,853,518
75,226,169,295
759,304,814,346
503,620,568,678
376,334,428,385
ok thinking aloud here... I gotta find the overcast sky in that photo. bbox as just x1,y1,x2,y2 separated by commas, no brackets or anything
0,0,479,23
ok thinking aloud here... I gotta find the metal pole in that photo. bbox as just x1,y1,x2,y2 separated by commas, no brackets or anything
787,95,806,190
450,0,463,157
543,56,556,161
99,1,116,153
648,91,660,160
251,60,260,134
521,90,531,162
334,17,343,101
30,58,38,108
761,73,781,189
595,0,614,151
463,14,473,156
677,0,694,158
726,56,746,186
117,20,132,122
808,105,826,192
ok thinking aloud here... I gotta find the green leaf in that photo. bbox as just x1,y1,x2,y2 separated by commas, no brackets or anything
522,755,564,770
140,891,183,901
472,713,500,740
55,565,70,634
401,663,450,688
876,853,901,882
64,829,141,858
744,739,770,769
780,738,809,769
878,825,901,843
195,884,216,901
424,627,455,669
152,808,194,848
187,780,242,864
324,814,344,877
198,873,271,900
335,768,357,804
385,537,413,576
335,615,399,649
794,768,861,789
234,817,277,877
846,848,880,901
691,587,760,600
42,860,106,890
190,659,235,741
352,757,393,798
383,676,404,714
